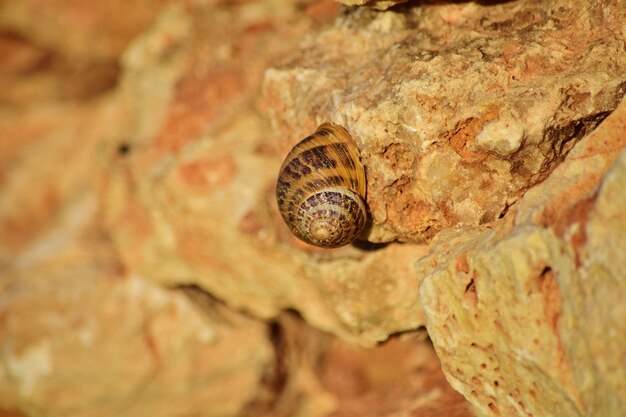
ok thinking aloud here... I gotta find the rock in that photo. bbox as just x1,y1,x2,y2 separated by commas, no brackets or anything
418,99,626,417
263,0,626,243
1,0,470,416
0,0,163,257
0,78,115,260
336,0,408,11
0,228,272,417
2,0,625,416
254,313,473,417
0,0,169,60
100,0,429,345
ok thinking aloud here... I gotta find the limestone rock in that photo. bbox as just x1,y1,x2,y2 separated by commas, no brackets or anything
0,0,163,257
2,0,468,414
100,0,429,345
0,0,170,60
336,0,408,11
2,0,626,416
253,313,473,417
263,0,626,243
418,100,626,417
0,229,272,417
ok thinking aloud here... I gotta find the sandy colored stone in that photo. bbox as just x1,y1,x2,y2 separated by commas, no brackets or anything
0,7,260,414
263,0,626,243
101,0,429,345
0,100,113,260
2,0,626,416
1,0,471,415
249,313,473,417
0,0,160,256
0,0,170,61
0,227,272,417
418,99,626,417
336,0,408,10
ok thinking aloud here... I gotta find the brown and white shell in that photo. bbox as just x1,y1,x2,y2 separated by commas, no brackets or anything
276,123,367,248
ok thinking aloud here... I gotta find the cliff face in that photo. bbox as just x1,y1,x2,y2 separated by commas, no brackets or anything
0,1,624,417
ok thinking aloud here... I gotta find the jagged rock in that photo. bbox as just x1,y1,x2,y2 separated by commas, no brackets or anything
263,0,626,243
0,0,469,416
250,313,473,417
100,1,429,345
418,99,626,417
1,0,625,416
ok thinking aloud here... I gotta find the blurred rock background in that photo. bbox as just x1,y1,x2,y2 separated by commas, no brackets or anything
0,0,624,416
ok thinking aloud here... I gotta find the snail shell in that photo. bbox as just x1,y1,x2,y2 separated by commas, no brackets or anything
276,123,367,248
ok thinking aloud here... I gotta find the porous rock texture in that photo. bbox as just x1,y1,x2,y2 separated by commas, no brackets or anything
264,0,626,243
100,1,429,345
418,103,626,417
0,0,625,416
0,0,470,416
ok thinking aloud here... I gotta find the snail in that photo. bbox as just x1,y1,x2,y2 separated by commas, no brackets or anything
276,123,367,248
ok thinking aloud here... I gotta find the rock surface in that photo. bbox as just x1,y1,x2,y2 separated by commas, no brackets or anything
0,0,470,416
418,100,626,417
1,0,625,416
336,0,408,10
100,0,429,345
264,0,626,243
0,231,272,417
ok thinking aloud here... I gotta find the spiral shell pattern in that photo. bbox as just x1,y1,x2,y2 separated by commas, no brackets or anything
276,123,367,248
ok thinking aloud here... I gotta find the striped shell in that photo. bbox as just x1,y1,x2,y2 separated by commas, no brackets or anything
276,123,367,248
